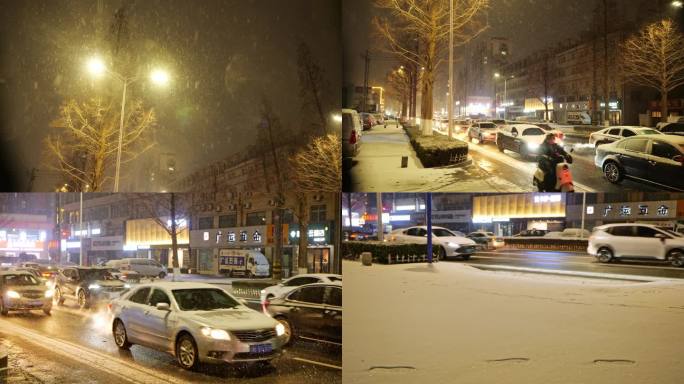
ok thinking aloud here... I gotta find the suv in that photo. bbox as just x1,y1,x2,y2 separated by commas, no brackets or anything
54,267,127,309
468,122,498,144
588,224,684,267
105,258,166,278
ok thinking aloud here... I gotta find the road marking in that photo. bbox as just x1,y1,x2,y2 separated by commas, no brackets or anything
0,319,187,384
292,357,342,370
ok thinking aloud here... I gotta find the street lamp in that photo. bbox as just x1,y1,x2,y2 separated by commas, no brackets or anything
85,56,170,192
672,1,683,8
494,73,514,119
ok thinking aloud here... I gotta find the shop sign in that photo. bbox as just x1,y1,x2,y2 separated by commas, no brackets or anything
586,201,676,220
288,222,332,245
191,226,266,247
90,236,123,251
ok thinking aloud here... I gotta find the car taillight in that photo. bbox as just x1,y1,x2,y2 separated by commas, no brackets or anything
107,303,113,312
350,130,357,144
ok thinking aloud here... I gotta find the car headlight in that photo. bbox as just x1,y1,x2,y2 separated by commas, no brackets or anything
45,289,55,298
7,290,20,299
527,142,540,149
445,242,458,247
88,284,101,290
124,284,131,289
276,323,286,336
201,327,231,340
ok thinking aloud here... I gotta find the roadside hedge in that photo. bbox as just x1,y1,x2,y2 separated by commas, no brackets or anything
404,125,469,167
503,238,589,252
342,241,439,264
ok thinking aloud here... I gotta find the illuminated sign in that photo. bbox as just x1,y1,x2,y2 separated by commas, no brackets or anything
586,206,594,214
390,215,411,221
586,202,675,219
288,223,332,245
534,194,562,203
203,231,209,241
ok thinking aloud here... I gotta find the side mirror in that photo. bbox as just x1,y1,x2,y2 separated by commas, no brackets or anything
156,302,170,311
511,131,518,137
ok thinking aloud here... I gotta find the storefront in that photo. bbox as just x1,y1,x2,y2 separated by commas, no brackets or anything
566,200,680,230
472,194,566,236
288,222,335,274
125,218,190,270
0,214,52,261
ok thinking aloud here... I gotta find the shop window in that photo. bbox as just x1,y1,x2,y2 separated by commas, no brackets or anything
246,211,266,226
282,209,294,224
218,214,237,228
198,216,214,230
310,205,327,223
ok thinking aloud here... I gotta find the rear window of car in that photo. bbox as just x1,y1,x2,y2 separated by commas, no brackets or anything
636,129,660,135
522,127,544,136
289,286,326,304
623,139,648,153
607,226,634,237
608,128,621,135
479,123,496,129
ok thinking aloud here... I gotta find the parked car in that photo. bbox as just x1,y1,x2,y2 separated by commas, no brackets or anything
260,273,342,303
496,123,561,158
0,270,53,316
544,228,590,238
373,113,385,126
658,122,684,136
53,267,127,309
466,231,505,249
342,109,362,162
388,225,478,260
589,126,661,147
513,229,549,237
655,116,684,130
588,223,684,267
264,282,341,346
110,282,287,370
105,258,167,278
360,113,376,131
594,134,684,191
468,121,498,144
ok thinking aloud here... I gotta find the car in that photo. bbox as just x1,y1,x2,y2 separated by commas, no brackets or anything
594,134,684,191
655,116,684,130
342,109,362,162
388,225,478,260
466,231,505,249
468,121,498,144
373,113,385,126
658,122,684,136
109,282,287,370
0,270,53,316
264,282,341,346
360,113,376,131
589,126,662,147
513,229,549,237
105,258,167,278
544,228,590,239
588,223,684,267
259,273,342,304
53,267,127,309
496,124,561,158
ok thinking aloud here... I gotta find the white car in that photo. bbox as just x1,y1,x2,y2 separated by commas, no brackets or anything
105,258,167,278
388,226,478,260
496,123,563,158
587,224,684,267
109,282,287,370
589,126,661,147
259,273,342,303
466,231,505,249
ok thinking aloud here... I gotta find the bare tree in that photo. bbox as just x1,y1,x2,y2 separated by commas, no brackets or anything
297,41,331,136
386,65,413,117
373,0,488,135
526,51,553,121
621,19,684,123
44,98,155,192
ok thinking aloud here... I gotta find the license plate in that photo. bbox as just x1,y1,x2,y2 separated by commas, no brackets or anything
249,344,273,354
30,300,43,306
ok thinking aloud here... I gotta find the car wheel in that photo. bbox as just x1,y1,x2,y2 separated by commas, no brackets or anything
77,289,90,309
176,333,200,371
603,161,624,184
596,247,613,263
158,271,166,279
276,317,294,345
497,140,505,152
478,134,484,144
668,249,684,268
438,246,447,261
113,319,132,349
462,254,471,261
54,287,65,306
0,299,8,316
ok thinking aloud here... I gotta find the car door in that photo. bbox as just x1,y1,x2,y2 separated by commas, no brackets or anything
63,268,79,298
123,287,152,343
631,226,668,259
608,226,641,257
142,288,175,351
286,286,328,340
322,286,342,343
618,138,650,180
648,139,684,190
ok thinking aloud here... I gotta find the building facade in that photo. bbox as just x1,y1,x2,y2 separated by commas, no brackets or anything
0,193,55,262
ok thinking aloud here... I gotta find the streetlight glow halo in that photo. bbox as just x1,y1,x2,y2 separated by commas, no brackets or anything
86,56,107,77
150,68,170,86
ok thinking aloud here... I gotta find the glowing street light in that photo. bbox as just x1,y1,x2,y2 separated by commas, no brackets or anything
85,56,170,192
672,1,683,8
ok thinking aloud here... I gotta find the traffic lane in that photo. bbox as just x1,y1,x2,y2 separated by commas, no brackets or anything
462,250,684,279
1,305,340,383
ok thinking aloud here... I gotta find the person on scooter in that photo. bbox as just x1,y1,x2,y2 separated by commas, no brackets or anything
538,133,572,191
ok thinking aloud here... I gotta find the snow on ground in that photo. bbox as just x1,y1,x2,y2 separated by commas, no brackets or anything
349,124,523,192
343,260,684,384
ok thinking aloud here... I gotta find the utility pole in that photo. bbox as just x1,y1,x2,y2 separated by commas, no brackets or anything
79,192,83,266
376,193,383,242
362,50,370,113
447,0,454,139
602,0,609,126
581,192,586,238
426,193,432,263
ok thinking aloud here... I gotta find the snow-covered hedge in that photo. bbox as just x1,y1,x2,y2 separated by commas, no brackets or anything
404,126,469,167
342,241,438,264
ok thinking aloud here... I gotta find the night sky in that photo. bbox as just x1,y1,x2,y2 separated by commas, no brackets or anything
0,0,341,191
343,0,595,93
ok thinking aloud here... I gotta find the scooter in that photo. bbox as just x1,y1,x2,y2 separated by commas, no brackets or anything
533,153,574,192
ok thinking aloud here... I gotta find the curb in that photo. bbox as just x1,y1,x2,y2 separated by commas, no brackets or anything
469,264,679,283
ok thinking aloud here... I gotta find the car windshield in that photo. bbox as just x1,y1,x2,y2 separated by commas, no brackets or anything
432,228,456,237
523,127,544,136
172,288,240,311
329,276,342,282
80,269,116,281
636,129,661,135
2,274,39,286
480,123,496,129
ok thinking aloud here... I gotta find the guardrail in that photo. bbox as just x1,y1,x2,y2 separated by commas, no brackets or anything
231,280,277,300
503,238,589,252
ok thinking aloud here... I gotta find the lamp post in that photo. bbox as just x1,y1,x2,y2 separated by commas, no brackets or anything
86,56,169,192
447,0,454,139
494,73,514,119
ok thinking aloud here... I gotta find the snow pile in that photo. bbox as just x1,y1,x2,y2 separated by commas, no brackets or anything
343,260,684,384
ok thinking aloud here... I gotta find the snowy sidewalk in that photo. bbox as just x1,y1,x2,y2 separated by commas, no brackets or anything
344,260,684,384
348,124,522,192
